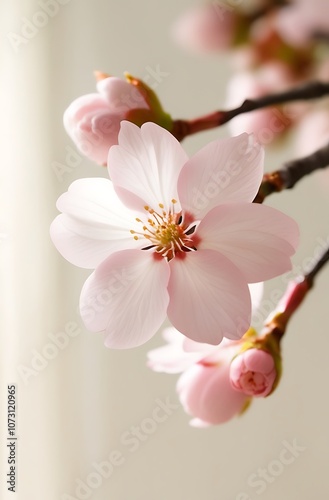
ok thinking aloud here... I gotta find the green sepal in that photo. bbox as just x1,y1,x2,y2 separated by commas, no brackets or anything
238,397,252,416
124,72,173,131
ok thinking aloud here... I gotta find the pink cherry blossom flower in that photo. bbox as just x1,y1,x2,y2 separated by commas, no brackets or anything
172,4,236,54
230,348,277,396
148,328,249,426
63,75,171,165
50,122,299,349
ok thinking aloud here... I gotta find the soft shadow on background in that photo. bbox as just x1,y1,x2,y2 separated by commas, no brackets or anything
1,1,329,499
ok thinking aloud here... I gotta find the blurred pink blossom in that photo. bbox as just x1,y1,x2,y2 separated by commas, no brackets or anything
226,63,298,143
230,348,276,396
275,0,329,48
51,122,299,349
294,106,329,156
294,57,329,156
172,4,236,54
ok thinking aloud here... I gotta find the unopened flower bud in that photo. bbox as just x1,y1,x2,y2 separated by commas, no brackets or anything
64,73,172,165
230,348,277,397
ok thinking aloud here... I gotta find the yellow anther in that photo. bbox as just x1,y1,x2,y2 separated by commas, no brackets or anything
133,236,138,240
130,230,135,234
171,199,177,204
159,203,164,209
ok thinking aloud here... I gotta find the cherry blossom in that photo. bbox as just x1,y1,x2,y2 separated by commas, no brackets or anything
50,122,298,349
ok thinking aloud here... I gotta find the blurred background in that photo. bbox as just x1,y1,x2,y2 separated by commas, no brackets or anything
1,0,329,499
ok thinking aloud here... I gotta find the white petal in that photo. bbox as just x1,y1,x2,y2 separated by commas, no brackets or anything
249,282,264,313
167,250,251,344
80,250,170,349
50,178,142,269
189,418,211,428
108,121,189,213
197,203,299,282
147,327,213,373
178,133,264,219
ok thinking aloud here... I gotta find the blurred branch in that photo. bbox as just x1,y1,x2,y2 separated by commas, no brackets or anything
313,31,329,43
254,141,329,202
172,81,329,141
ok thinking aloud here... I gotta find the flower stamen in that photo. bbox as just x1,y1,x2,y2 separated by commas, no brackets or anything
131,203,197,260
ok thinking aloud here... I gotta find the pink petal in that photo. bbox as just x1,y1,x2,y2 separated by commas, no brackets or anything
197,203,299,282
167,250,251,344
177,363,247,425
73,110,122,165
97,77,148,112
79,249,170,349
108,122,189,213
243,349,275,374
50,178,142,269
177,133,264,219
63,93,109,138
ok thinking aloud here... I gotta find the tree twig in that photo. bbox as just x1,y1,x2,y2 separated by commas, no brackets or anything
254,142,329,203
172,81,329,141
263,245,329,340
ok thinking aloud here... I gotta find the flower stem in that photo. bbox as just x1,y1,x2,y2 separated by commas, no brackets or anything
172,81,329,141
263,245,329,340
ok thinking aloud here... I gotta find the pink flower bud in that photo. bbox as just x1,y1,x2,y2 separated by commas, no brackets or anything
230,348,276,397
177,353,249,426
64,75,171,165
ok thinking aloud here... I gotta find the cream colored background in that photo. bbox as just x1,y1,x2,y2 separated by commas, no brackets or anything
1,1,329,499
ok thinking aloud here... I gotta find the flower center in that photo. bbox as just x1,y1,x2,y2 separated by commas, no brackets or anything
240,371,267,395
130,201,196,261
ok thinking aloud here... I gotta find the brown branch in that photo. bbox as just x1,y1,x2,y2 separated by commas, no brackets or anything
254,142,329,203
172,81,329,141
